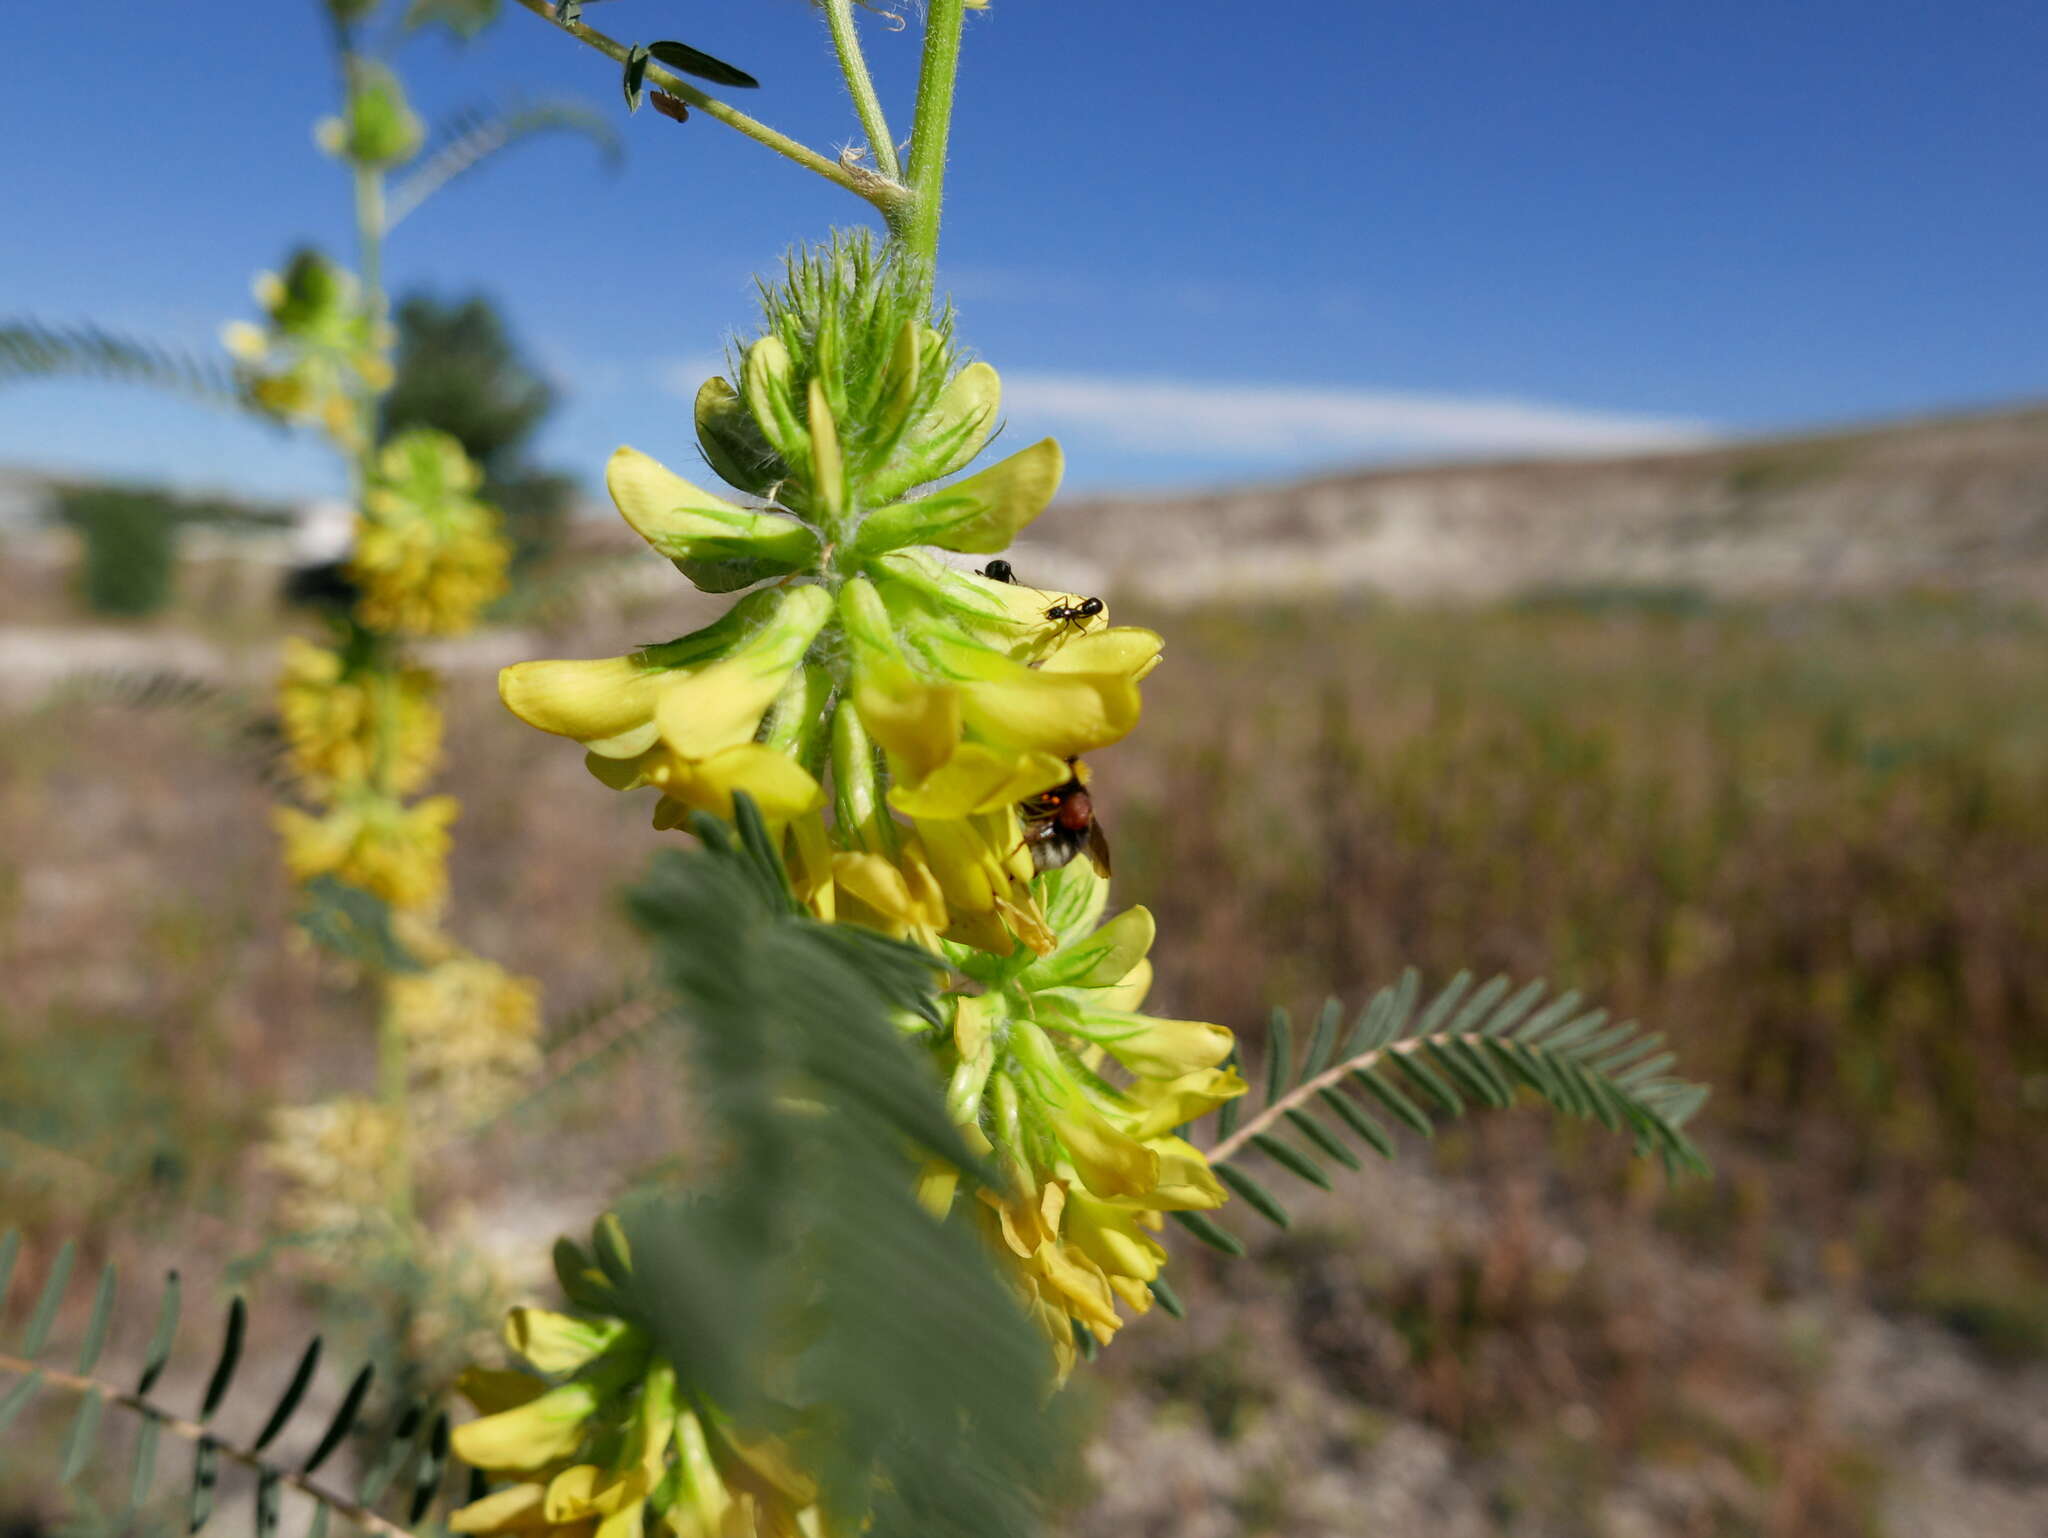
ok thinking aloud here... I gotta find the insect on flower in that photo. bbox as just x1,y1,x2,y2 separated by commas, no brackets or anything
1042,594,1105,633
977,559,1105,633
1019,758,1112,877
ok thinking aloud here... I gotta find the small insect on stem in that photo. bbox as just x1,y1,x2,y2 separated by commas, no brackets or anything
978,559,1016,583
651,91,691,124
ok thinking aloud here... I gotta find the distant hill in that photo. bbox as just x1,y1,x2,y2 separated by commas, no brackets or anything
1023,404,2048,604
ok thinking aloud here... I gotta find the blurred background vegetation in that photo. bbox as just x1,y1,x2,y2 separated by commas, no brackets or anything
3,483,2043,1530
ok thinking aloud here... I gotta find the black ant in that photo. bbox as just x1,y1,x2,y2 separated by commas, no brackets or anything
1042,595,1105,634
976,560,1104,633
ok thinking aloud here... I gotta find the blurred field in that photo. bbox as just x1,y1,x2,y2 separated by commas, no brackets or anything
4,583,2047,1534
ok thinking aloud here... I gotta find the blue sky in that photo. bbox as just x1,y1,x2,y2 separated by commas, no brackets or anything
4,1,2045,502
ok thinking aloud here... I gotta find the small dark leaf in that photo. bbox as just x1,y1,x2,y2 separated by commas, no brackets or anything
198,1297,246,1422
1285,1108,1362,1171
252,1336,322,1452
1215,1164,1291,1227
409,1411,452,1523
553,1,582,23
255,1472,282,1538
1147,1275,1185,1319
622,43,650,113
358,1399,426,1505
1214,1049,1242,1138
647,40,760,90
23,1238,76,1356
1249,1133,1331,1191
137,1270,181,1396
1352,1065,1435,1137
1318,1086,1395,1159
1301,996,1342,1077
1072,1322,1098,1362
1168,1209,1245,1256
1392,1047,1463,1114
189,1438,220,1534
1262,1006,1293,1105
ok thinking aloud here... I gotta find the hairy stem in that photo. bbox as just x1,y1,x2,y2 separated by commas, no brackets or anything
822,0,901,184
508,0,905,216
899,0,969,300
0,1352,419,1538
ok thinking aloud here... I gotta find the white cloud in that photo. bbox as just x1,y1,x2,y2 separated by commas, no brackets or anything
998,373,1716,460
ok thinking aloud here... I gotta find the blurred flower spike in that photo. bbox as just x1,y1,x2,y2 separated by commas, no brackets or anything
451,1219,818,1538
222,247,391,451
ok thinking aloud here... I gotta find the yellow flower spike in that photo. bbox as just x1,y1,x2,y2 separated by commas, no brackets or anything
1031,904,1156,990
502,1308,632,1376
1063,1194,1169,1292
1035,626,1165,683
866,551,1062,655
1118,1066,1249,1140
1093,957,1153,1013
864,358,1003,507
1010,1022,1159,1200
804,378,846,521
910,628,1143,762
1057,1008,1238,1084
839,578,961,783
604,446,819,593
886,742,1069,821
1028,1234,1122,1339
457,1367,549,1417
451,1381,605,1472
273,795,458,911
501,589,823,774
740,334,809,473
1142,1135,1231,1210
852,438,1064,557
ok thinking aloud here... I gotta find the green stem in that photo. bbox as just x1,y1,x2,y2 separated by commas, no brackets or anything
509,0,906,218
822,0,901,184
378,988,416,1229
899,0,969,301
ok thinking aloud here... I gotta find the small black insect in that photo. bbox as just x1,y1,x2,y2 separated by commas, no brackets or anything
1043,594,1106,633
979,559,1016,583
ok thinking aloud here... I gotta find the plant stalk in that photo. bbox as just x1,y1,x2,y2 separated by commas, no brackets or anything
822,0,901,183
509,0,906,216
898,0,969,301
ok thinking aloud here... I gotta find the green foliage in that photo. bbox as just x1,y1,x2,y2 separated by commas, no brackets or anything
1173,971,1708,1250
58,489,180,616
0,1233,458,1535
0,320,244,405
387,101,621,226
604,796,1070,1538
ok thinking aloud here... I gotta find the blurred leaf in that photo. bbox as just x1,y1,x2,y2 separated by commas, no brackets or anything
388,100,621,227
611,797,1070,1538
294,876,426,974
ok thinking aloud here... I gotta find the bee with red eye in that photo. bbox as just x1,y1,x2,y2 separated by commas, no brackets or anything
1018,758,1112,877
